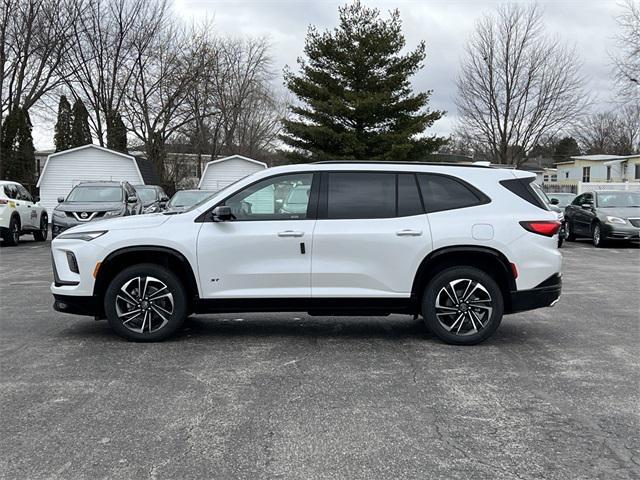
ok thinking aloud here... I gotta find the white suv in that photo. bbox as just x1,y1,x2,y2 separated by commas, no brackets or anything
50,162,562,345
0,180,48,245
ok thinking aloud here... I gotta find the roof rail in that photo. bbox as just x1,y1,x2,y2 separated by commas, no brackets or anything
311,160,490,168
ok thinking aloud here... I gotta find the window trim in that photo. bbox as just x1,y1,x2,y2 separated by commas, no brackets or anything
197,172,320,223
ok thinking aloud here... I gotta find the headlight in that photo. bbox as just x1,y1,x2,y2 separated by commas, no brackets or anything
103,209,123,218
52,210,66,218
606,216,626,224
143,204,159,214
56,230,107,241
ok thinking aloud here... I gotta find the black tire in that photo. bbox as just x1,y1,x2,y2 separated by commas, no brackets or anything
2,215,20,246
422,266,504,346
565,219,576,241
558,235,564,248
33,214,48,241
104,263,187,341
592,222,606,248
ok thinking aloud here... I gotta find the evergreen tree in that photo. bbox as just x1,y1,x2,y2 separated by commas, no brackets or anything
281,1,446,161
70,98,92,147
54,95,73,152
553,136,581,161
106,110,128,153
0,108,35,184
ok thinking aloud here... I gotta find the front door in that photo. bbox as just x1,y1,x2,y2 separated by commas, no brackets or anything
196,172,317,298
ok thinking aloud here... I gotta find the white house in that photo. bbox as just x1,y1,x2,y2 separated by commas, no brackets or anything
36,144,160,215
555,154,640,184
198,155,267,192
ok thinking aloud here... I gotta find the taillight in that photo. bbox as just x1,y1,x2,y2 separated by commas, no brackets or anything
0,199,8,205
519,220,561,237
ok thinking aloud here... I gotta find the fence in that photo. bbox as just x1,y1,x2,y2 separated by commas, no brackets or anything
542,181,640,195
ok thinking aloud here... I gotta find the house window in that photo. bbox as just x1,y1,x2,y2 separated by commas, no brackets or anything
543,175,549,182
582,166,590,183
607,166,611,181
565,172,569,179
636,164,640,180
551,174,557,182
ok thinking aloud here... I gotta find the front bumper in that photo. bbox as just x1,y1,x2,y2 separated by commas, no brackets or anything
53,294,103,317
601,222,640,241
508,273,562,313
51,215,81,237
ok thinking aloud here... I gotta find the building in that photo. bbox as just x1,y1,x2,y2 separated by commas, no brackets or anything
36,144,160,215
556,154,640,184
198,155,267,191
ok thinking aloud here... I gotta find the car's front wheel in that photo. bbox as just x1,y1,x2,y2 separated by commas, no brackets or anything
422,266,504,345
592,222,606,248
104,264,187,341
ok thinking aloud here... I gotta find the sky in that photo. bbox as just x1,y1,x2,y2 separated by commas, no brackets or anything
33,0,626,149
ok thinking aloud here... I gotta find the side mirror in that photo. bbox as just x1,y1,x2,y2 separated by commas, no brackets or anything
127,195,138,204
34,196,40,203
57,196,65,203
212,205,232,222
550,198,559,205
160,195,169,203
581,202,593,210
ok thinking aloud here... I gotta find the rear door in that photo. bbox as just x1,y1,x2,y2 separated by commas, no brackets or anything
311,172,431,298
16,184,37,228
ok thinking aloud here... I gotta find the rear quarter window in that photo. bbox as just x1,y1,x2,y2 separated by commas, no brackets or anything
417,174,488,213
499,177,549,210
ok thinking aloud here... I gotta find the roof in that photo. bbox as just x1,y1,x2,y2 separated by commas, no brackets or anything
0,180,20,185
76,181,128,186
133,157,162,185
37,144,145,187
202,154,268,169
569,154,640,161
313,160,491,169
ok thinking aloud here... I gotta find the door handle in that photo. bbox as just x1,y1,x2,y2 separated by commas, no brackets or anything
278,230,304,238
396,229,422,237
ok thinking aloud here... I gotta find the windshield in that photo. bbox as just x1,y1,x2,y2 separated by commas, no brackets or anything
66,186,123,202
548,193,575,207
136,187,157,203
169,190,214,207
179,177,249,214
596,191,640,208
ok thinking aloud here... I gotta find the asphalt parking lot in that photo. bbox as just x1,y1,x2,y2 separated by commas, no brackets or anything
0,237,639,480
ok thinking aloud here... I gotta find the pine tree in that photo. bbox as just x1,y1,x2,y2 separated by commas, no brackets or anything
553,137,581,161
106,110,128,153
0,108,35,184
70,98,92,147
281,1,446,161
54,95,73,152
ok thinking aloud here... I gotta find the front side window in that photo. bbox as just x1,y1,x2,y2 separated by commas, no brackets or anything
326,172,395,219
224,173,313,220
418,174,483,213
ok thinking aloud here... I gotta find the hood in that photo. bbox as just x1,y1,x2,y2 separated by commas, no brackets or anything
598,207,640,219
63,213,170,232
55,201,124,212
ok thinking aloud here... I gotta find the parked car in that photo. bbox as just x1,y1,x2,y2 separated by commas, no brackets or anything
565,190,640,247
135,185,169,214
50,162,562,345
540,190,575,248
280,184,311,215
51,181,142,239
165,189,215,213
0,180,48,246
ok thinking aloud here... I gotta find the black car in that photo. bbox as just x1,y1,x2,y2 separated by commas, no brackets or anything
51,181,142,238
134,185,169,214
564,190,640,247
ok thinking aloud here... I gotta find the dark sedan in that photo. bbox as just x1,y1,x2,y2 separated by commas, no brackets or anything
565,190,640,247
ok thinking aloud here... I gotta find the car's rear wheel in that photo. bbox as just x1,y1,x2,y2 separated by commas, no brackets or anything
2,215,20,246
33,214,48,241
104,264,187,341
422,266,504,345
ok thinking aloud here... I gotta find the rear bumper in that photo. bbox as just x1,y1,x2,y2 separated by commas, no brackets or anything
53,294,103,317
508,273,562,313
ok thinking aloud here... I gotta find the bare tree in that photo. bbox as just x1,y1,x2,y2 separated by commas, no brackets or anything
63,0,168,146
611,0,640,105
573,106,639,154
456,4,590,165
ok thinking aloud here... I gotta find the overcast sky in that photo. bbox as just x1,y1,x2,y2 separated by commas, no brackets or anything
34,0,626,149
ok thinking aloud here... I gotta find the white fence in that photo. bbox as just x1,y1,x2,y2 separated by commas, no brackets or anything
542,181,640,195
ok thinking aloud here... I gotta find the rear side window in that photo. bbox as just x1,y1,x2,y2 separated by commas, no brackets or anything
327,172,395,219
500,177,549,210
3,185,17,199
418,174,485,213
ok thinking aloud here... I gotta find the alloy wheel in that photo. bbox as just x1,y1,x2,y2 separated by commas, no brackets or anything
11,222,19,244
434,278,493,336
115,276,174,334
593,224,601,246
